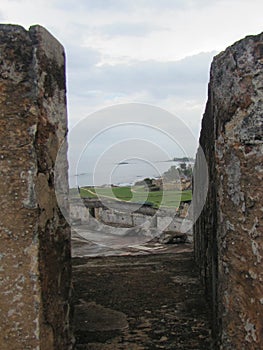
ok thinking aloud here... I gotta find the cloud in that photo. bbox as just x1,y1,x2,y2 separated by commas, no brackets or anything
66,45,100,69
55,0,214,13
73,0,263,64
68,51,215,96
55,0,132,12
67,50,215,126
98,22,159,37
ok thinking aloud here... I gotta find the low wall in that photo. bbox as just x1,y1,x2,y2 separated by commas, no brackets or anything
70,201,192,239
70,200,90,224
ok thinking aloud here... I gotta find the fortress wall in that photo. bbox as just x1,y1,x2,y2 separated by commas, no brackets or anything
194,32,263,349
70,201,90,224
0,25,73,349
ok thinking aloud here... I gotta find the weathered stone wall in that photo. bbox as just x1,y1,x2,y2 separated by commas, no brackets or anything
194,32,263,349
70,199,90,224
71,202,192,238
0,25,73,349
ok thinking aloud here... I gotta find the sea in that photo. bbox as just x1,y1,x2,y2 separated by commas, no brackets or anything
69,159,194,188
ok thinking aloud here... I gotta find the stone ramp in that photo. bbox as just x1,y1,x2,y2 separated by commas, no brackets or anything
73,252,212,349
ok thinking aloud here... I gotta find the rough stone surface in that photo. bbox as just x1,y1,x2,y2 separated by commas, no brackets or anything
0,24,73,349
73,252,212,349
194,32,263,349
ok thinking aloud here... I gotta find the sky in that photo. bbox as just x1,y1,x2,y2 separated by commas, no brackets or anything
1,0,263,185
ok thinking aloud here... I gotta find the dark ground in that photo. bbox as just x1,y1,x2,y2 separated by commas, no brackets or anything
72,248,213,349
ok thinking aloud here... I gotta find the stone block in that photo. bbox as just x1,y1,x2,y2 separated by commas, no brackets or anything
194,32,263,349
0,25,73,349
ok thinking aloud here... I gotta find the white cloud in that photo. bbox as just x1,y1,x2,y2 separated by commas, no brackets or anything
67,51,215,133
75,0,263,64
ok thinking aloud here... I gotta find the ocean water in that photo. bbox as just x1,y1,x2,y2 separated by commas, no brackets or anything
70,160,193,188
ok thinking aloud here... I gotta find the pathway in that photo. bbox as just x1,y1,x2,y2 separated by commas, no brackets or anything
73,249,213,349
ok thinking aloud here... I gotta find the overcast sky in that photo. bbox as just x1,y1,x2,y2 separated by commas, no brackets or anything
1,0,263,184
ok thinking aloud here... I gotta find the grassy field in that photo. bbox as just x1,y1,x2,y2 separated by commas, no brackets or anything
78,185,192,209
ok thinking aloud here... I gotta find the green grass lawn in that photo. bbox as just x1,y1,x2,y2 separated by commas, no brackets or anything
78,185,192,209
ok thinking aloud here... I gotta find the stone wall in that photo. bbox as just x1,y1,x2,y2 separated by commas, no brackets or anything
70,200,192,239
0,25,73,349
194,32,263,349
70,199,90,224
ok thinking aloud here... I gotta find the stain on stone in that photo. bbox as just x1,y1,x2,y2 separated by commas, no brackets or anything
43,59,65,98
